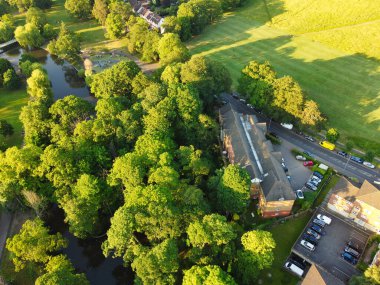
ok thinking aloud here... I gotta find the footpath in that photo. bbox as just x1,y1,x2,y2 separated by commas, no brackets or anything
0,210,12,259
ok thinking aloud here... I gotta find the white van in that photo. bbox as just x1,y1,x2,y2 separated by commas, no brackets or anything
285,261,304,277
281,123,293,130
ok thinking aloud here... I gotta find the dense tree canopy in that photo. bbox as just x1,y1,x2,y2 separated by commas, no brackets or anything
47,22,80,61
92,0,108,25
183,265,237,285
26,7,47,30
158,33,190,66
15,23,44,48
0,14,15,43
7,0,52,12
6,218,67,271
64,0,92,19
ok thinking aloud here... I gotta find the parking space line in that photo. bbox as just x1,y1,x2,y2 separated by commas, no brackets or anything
333,266,350,278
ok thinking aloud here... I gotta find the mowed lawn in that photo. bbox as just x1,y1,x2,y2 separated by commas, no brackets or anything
0,87,28,147
188,3,380,153
259,212,312,285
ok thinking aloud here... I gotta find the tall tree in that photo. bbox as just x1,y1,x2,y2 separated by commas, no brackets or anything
104,1,133,39
47,22,80,61
0,14,15,43
301,100,324,127
92,0,109,25
14,23,44,48
64,0,92,19
158,33,190,66
6,218,67,271
26,7,47,30
183,265,237,285
35,255,90,285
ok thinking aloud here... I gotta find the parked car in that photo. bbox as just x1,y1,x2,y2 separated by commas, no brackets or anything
232,93,239,99
281,162,286,168
296,190,304,199
313,218,326,228
306,228,321,239
305,182,318,191
347,241,360,251
363,161,375,169
302,234,318,246
304,161,314,167
303,151,313,157
344,246,360,258
312,176,322,183
311,224,325,235
337,151,348,157
319,140,336,151
374,180,380,185
287,258,306,270
317,214,332,225
304,136,315,142
300,240,315,251
296,155,307,161
239,98,246,103
281,123,293,130
308,179,319,187
350,156,364,164
247,103,254,109
285,262,304,277
287,175,291,181
313,171,324,180
342,252,358,265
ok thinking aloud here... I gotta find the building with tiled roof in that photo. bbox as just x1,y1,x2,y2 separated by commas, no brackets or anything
328,177,380,233
302,264,344,285
129,0,165,32
219,103,295,217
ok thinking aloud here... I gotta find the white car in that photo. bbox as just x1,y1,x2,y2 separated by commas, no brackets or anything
317,214,332,225
296,190,304,199
281,123,293,130
374,180,380,185
363,161,375,169
300,240,315,251
247,104,254,109
296,155,307,161
239,98,246,103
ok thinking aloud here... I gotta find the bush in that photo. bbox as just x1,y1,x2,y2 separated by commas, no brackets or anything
346,140,354,151
265,133,281,145
326,128,339,143
3,68,19,89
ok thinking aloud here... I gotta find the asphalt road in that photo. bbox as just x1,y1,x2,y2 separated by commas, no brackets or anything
221,93,380,185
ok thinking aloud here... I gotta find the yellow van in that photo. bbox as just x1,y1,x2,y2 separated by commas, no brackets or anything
319,141,335,151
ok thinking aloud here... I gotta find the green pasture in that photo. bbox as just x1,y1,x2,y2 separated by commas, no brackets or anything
188,0,380,153
0,87,28,147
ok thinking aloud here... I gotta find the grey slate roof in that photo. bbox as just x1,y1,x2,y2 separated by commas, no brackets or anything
220,103,295,202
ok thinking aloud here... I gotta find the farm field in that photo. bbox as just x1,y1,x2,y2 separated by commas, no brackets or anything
188,0,380,153
0,87,28,147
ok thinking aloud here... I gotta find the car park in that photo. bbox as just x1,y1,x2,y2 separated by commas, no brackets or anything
341,252,358,265
303,234,318,245
317,214,332,225
296,189,304,199
304,135,315,142
305,182,317,191
363,161,375,169
296,155,307,161
311,224,325,235
313,171,324,180
306,228,321,239
350,156,364,164
300,240,315,251
303,161,314,167
313,218,326,228
344,246,360,258
337,151,348,157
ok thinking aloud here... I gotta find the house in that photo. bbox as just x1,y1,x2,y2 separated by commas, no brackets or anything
328,177,380,233
129,0,165,33
302,264,344,285
219,103,295,218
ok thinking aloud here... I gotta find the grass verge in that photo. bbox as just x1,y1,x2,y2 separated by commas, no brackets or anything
259,212,312,285
0,86,28,147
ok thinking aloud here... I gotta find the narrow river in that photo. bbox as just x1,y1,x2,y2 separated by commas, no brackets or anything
1,47,132,284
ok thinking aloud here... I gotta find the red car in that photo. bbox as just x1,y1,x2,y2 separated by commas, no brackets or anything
303,161,314,167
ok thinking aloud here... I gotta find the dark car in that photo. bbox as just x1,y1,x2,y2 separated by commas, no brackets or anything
347,241,360,251
337,151,348,157
311,224,325,235
303,234,318,246
344,246,360,258
313,218,326,228
306,228,321,239
313,171,324,180
342,252,358,265
303,151,313,157
269,132,279,139
232,93,239,99
350,156,364,164
309,179,320,187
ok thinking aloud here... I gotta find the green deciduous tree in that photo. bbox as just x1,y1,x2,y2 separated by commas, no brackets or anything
104,1,133,39
6,218,67,271
89,60,140,99
64,0,92,19
326,128,339,143
0,120,13,137
35,255,89,285
7,0,52,12
47,22,80,61
92,0,109,25
3,68,19,89
183,265,237,285
26,7,46,30
158,33,190,66
15,23,44,48
209,164,251,214
132,239,179,285
0,14,15,43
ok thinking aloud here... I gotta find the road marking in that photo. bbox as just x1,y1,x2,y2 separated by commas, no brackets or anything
333,266,350,278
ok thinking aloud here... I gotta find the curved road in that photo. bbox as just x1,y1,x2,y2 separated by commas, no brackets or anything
221,93,380,186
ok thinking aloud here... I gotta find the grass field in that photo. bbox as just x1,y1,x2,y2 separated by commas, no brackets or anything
188,0,380,154
259,212,312,285
0,87,28,147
